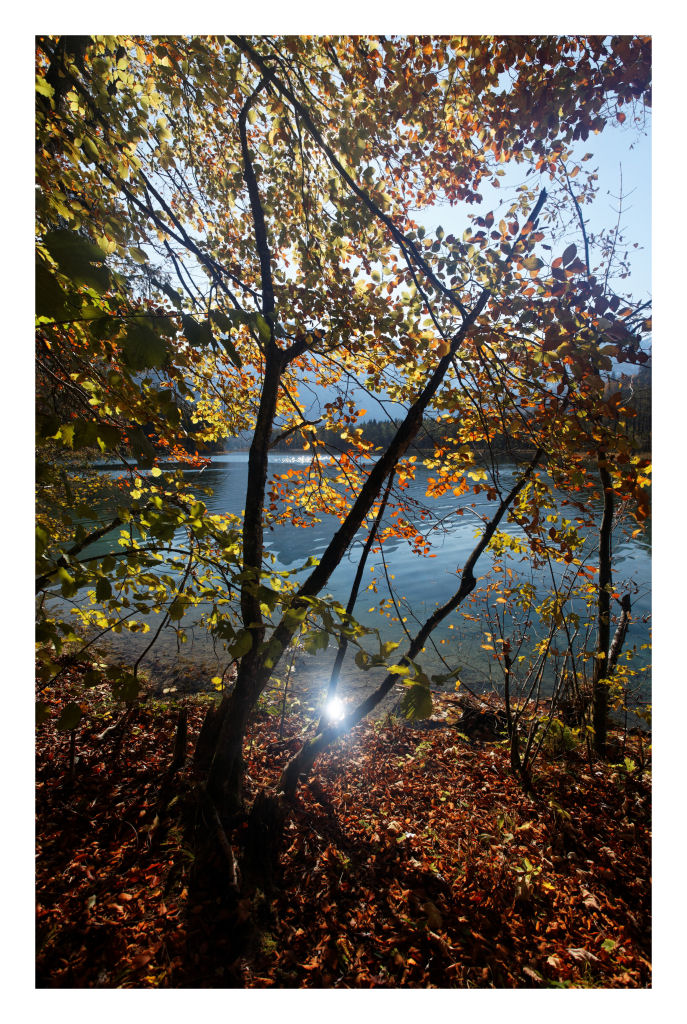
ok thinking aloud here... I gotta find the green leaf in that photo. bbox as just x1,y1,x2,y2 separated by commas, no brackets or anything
129,428,157,469
381,640,400,658
70,420,99,451
284,606,308,629
262,638,283,669
36,525,50,556
230,630,253,659
128,246,148,264
157,280,182,307
121,319,168,370
354,649,370,670
58,567,78,599
168,595,190,620
210,311,242,367
56,703,83,731
96,424,121,451
255,314,272,342
36,77,55,99
83,669,104,688
182,314,213,348
305,630,329,653
219,335,242,368
35,260,72,321
81,137,100,164
112,672,140,703
209,310,236,333
400,684,433,721
36,702,52,725
95,577,112,602
59,423,75,448
43,230,111,293
387,664,411,676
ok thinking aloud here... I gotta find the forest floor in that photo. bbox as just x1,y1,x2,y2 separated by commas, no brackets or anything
36,666,652,989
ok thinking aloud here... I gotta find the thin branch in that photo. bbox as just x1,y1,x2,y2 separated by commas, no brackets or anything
562,162,591,276
132,542,195,679
238,76,276,324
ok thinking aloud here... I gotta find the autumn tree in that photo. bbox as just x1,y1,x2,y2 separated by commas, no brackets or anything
36,35,651,819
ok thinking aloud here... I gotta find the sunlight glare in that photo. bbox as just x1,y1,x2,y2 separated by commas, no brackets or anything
325,696,346,722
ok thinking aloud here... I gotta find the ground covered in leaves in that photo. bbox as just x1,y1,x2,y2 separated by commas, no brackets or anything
36,672,651,989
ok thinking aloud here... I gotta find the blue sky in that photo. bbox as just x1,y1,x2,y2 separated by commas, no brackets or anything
416,113,651,304
317,112,652,423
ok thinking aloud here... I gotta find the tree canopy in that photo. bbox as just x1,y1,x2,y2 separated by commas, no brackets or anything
36,35,651,811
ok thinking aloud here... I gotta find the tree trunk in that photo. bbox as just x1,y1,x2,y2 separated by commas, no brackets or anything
608,593,631,674
206,653,265,816
194,694,231,772
593,450,614,756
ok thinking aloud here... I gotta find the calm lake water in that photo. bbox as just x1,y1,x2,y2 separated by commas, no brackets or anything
58,452,651,708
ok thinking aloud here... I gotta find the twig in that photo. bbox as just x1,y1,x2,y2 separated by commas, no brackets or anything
132,542,195,680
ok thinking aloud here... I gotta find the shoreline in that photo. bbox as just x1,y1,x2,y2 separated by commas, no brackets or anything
45,637,651,735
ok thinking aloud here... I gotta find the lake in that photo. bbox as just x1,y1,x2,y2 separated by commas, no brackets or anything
57,452,651,711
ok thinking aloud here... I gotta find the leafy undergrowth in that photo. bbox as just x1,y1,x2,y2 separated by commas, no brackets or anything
36,673,651,989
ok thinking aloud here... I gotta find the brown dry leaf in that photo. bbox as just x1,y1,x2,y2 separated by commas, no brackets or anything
582,889,601,912
568,947,602,966
130,952,152,970
423,900,443,931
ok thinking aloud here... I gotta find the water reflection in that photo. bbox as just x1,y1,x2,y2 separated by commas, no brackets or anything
61,453,651,701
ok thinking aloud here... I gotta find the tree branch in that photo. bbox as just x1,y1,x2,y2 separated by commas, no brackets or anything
278,446,544,794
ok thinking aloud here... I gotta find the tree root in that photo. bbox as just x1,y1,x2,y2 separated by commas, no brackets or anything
207,796,240,892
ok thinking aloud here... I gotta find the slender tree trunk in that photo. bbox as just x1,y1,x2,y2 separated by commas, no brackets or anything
503,650,527,784
608,593,631,675
317,471,394,731
204,350,283,813
203,85,285,814
593,449,614,756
